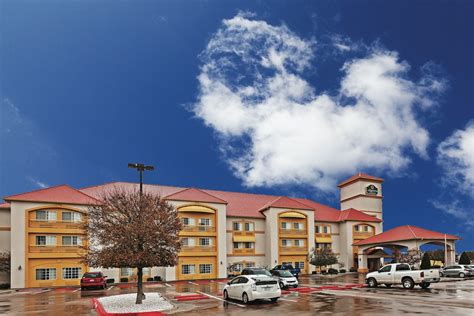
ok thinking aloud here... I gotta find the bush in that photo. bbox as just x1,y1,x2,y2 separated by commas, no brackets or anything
146,277,154,282
339,269,346,273
120,277,129,283
459,252,471,265
328,268,338,274
420,253,432,270
0,283,10,289
312,271,316,274
153,276,162,281
349,267,357,272
106,278,115,284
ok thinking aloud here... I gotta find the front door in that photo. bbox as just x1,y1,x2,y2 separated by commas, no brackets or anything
376,265,392,283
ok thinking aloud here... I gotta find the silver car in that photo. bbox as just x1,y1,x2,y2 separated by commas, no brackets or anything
440,265,474,278
271,269,299,289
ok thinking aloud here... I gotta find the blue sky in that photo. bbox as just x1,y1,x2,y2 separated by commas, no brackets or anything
1,1,473,250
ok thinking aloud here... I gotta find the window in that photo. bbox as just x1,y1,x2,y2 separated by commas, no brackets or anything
182,264,195,275
323,226,331,234
199,264,212,274
294,239,304,247
295,262,304,269
354,225,360,232
62,267,81,279
181,217,195,226
120,268,133,277
282,262,292,266
143,268,151,275
281,222,289,229
62,236,81,246
199,238,212,246
396,264,410,271
316,243,331,250
233,242,242,249
35,235,56,246
233,222,242,231
244,222,254,231
199,218,211,226
182,238,195,247
379,265,391,273
36,268,56,280
36,210,56,221
245,262,255,268
244,242,254,249
293,222,303,230
315,226,321,233
282,239,291,247
62,211,82,222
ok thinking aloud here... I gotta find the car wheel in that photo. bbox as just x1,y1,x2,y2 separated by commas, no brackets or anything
439,272,444,277
459,272,465,278
420,282,430,289
367,278,378,288
103,284,107,289
81,287,85,291
223,290,229,300
279,282,285,289
242,292,249,304
271,298,278,303
293,285,298,288
385,284,392,288
402,277,415,289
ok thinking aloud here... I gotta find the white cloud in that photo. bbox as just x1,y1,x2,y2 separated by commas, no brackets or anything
437,122,474,197
192,13,446,192
430,199,474,229
27,177,49,189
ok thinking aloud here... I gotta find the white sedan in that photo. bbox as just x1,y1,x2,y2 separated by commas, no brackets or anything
223,275,281,304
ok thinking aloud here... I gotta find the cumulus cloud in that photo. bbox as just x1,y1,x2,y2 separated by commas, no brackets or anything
430,199,474,229
192,13,446,192
437,122,474,197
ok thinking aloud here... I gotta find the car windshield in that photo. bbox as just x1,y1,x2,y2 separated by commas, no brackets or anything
251,269,271,276
279,270,293,277
83,273,101,278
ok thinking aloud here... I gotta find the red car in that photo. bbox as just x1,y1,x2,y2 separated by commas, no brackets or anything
80,272,107,290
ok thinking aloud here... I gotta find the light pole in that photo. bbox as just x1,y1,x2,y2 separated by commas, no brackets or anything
128,163,155,194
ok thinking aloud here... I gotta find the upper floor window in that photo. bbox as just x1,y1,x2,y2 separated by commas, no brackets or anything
62,211,82,222
293,223,304,230
181,217,195,226
281,239,292,247
35,235,56,246
199,237,212,246
316,242,331,250
294,239,305,247
281,222,289,229
355,224,373,232
233,222,242,231
62,236,82,246
244,222,254,231
354,225,360,232
181,237,195,247
316,225,331,234
36,210,56,221
199,218,212,226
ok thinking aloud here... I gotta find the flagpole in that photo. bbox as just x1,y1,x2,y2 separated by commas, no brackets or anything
444,233,448,265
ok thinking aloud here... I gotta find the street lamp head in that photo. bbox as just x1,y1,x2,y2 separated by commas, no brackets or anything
128,163,139,169
145,165,155,171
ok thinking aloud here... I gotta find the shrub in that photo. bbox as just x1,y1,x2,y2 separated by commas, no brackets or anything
339,269,346,273
146,277,154,282
0,283,10,289
328,268,338,274
420,253,432,269
153,276,162,281
459,252,471,265
312,271,316,274
349,267,357,272
106,278,115,284
120,277,129,283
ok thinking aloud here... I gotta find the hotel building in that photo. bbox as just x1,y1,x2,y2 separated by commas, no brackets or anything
0,173,393,288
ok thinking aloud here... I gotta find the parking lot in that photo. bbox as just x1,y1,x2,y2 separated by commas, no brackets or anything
0,274,473,315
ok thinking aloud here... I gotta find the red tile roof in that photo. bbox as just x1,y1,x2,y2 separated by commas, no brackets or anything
259,196,314,212
165,188,227,204
4,185,98,205
337,208,382,223
353,225,460,246
338,172,384,187
0,202,10,209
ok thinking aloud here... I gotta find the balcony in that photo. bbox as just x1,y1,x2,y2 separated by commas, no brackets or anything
181,225,216,233
233,230,255,237
180,246,216,254
279,246,307,254
28,245,84,253
279,228,307,236
29,220,83,230
233,248,255,255
353,231,374,240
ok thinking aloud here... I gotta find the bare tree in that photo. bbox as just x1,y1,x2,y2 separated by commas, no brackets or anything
309,247,338,271
82,189,182,304
0,251,10,273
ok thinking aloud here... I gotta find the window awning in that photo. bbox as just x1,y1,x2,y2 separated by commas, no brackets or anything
279,211,306,218
233,235,256,242
315,237,332,243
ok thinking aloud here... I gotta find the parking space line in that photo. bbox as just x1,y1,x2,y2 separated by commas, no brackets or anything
72,288,80,293
31,289,51,295
196,291,246,308
279,297,298,302
188,281,199,286
107,286,114,291
165,283,172,287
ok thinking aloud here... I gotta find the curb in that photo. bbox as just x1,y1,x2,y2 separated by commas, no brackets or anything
92,298,166,316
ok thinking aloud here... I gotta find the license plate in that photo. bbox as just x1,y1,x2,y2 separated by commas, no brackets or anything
263,286,272,291
89,280,94,282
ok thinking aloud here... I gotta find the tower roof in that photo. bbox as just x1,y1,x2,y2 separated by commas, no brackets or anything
338,172,384,188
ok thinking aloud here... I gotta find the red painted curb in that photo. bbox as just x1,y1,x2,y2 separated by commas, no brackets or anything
92,298,166,316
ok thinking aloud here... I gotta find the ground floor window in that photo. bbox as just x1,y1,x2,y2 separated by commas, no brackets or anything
199,264,212,274
182,264,196,274
316,243,331,250
245,262,255,267
295,262,305,269
62,267,81,279
282,261,292,266
120,268,133,277
36,268,56,280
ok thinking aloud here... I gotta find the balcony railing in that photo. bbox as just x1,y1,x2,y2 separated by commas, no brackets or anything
233,230,255,236
279,246,307,253
233,248,255,255
180,246,216,253
279,229,307,236
29,220,83,229
353,231,374,239
181,225,216,233
29,245,84,253
315,233,331,238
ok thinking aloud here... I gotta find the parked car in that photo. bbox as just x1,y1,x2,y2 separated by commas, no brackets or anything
223,275,281,304
271,270,299,289
365,263,440,289
240,268,272,277
81,272,107,290
440,265,474,278
271,264,300,278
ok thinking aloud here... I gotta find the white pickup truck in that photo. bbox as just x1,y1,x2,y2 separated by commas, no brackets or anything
365,263,440,289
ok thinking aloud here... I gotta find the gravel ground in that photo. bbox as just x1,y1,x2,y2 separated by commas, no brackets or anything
98,292,174,313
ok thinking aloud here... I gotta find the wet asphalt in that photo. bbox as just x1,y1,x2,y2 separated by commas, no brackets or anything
0,274,473,315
